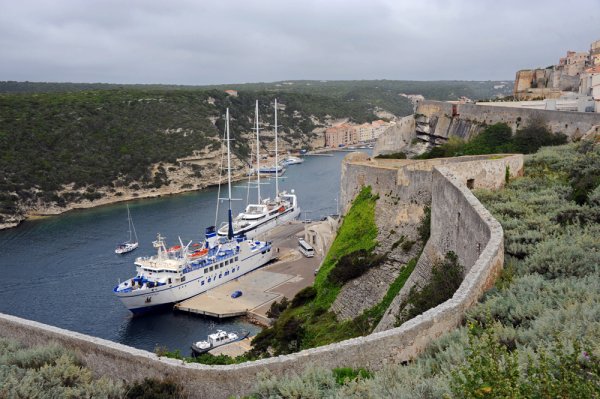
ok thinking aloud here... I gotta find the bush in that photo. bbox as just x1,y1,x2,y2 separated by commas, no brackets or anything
124,378,183,399
332,367,373,385
396,252,463,325
451,321,600,399
291,287,316,308
375,152,407,159
327,249,387,285
266,297,290,318
0,339,123,398
511,123,568,154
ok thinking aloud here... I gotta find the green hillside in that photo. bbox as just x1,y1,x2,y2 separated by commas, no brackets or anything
0,86,409,222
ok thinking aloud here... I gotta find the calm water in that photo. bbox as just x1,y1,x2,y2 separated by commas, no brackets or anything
0,150,368,354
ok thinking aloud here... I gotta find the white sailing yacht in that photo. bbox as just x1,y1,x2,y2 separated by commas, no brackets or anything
115,204,139,254
113,109,273,314
217,99,300,239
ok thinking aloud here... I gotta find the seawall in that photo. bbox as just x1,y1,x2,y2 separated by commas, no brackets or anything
0,153,523,399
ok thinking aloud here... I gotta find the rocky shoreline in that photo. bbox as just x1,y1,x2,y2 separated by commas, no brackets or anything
0,160,249,231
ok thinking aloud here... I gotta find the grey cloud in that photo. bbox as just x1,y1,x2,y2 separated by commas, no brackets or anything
0,0,599,84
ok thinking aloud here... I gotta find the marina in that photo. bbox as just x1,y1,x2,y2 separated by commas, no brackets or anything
0,149,369,354
175,222,319,323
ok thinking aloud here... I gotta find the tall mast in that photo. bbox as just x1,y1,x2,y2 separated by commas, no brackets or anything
274,98,279,198
226,108,234,239
255,100,261,203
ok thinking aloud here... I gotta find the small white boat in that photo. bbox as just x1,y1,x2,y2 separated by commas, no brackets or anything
191,329,250,355
258,164,286,176
115,205,138,254
281,155,304,166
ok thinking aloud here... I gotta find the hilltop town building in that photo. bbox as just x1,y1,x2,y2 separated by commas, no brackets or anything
591,40,600,66
325,120,391,147
512,38,600,112
580,65,600,112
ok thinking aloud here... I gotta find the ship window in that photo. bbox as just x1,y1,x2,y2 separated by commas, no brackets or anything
204,269,208,274
237,266,240,271
208,278,211,282
181,276,186,282
201,281,205,286
168,278,172,284
225,260,229,265
219,274,222,278
225,271,229,276
235,257,238,261
210,266,213,271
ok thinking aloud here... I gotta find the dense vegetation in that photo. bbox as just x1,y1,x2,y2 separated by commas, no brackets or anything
0,87,392,221
415,121,568,159
1,79,513,103
395,251,463,326
0,338,122,397
0,337,187,398
249,186,380,356
249,142,600,398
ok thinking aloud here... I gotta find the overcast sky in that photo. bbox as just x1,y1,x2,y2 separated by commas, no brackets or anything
1,0,599,85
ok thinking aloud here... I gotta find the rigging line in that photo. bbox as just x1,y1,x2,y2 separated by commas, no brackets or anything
214,116,227,228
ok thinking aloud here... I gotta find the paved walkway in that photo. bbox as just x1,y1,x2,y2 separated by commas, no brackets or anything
174,222,321,321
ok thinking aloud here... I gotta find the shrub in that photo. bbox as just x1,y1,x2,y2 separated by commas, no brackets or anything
327,249,387,285
266,297,290,319
290,287,316,308
124,378,183,399
400,239,415,252
0,339,123,398
511,123,568,154
396,252,463,326
375,152,407,159
417,206,431,243
332,367,373,385
451,321,600,399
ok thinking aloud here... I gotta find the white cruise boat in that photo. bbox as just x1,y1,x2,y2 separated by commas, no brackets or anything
113,108,273,314
217,190,300,239
113,229,272,314
218,99,300,239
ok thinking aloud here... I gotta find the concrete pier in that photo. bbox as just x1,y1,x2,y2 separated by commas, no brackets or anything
174,222,321,322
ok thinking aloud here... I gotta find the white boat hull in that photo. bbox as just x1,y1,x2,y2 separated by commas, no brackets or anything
115,243,273,313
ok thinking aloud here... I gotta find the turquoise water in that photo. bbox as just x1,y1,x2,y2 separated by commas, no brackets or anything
0,150,368,354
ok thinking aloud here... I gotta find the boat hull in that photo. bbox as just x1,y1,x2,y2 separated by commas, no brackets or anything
115,244,273,313
219,205,300,240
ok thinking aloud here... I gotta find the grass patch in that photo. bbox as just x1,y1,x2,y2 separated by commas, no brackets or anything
249,186,379,356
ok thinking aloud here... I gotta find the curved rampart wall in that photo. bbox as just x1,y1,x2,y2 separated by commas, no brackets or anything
0,154,523,399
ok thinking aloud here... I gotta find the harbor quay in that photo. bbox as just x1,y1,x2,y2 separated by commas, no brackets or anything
174,222,321,327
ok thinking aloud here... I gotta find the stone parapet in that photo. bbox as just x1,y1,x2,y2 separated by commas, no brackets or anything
0,153,523,399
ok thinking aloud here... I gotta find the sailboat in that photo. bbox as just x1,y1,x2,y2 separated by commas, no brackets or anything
113,108,273,314
115,204,139,254
217,99,300,239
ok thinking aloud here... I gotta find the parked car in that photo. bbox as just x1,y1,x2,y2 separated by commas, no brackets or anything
231,290,243,298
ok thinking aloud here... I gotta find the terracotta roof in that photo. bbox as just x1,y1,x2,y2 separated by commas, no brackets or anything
585,66,600,74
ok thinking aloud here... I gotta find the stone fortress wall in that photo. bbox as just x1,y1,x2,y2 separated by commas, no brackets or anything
375,100,600,156
0,152,523,399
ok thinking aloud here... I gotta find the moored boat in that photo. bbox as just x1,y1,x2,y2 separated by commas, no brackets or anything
113,108,274,314
115,205,138,254
191,329,250,355
280,155,304,166
217,99,301,239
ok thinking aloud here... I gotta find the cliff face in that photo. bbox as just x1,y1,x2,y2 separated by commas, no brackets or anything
374,100,600,157
337,153,523,332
